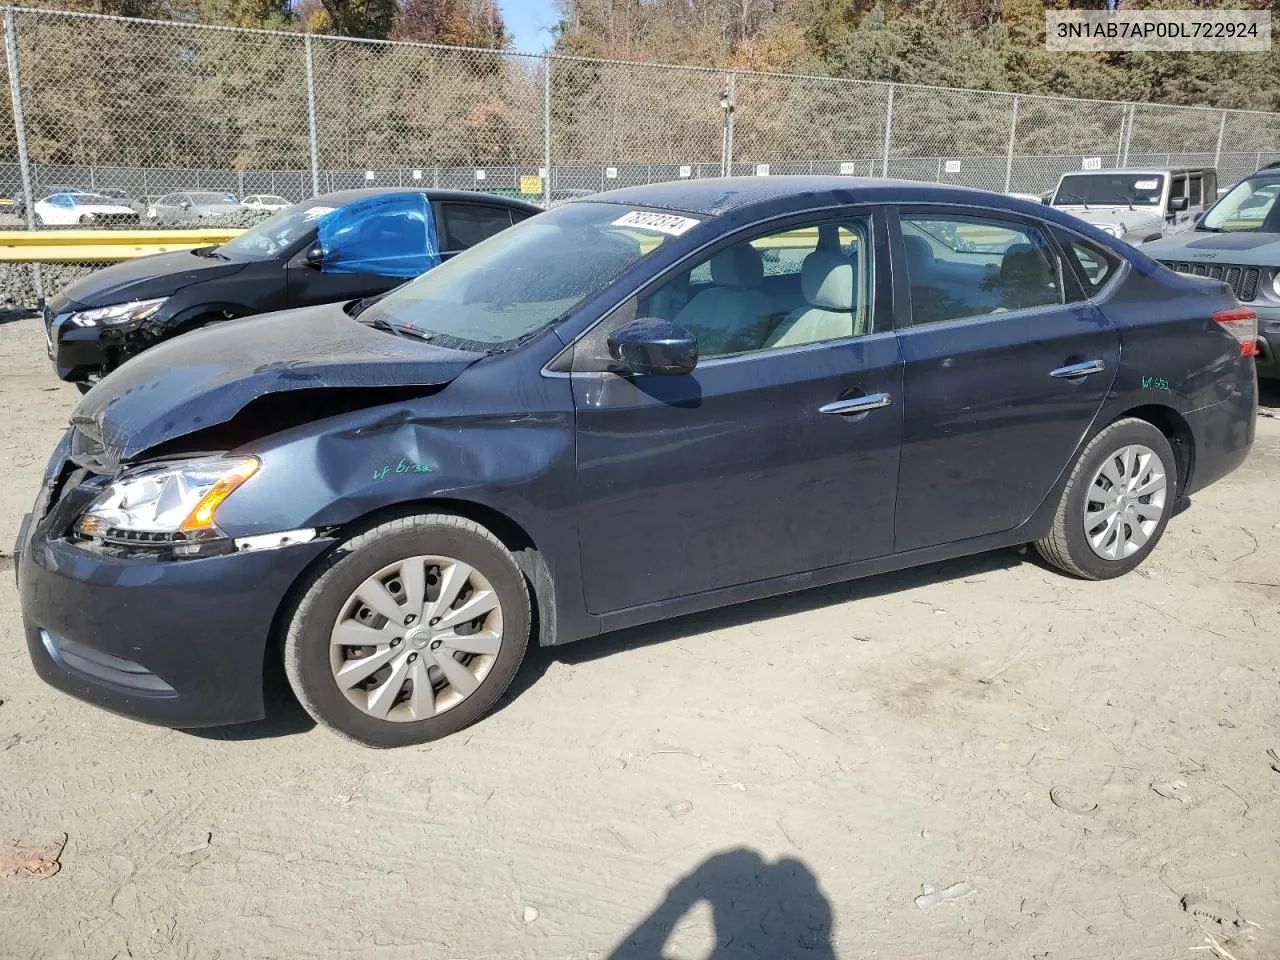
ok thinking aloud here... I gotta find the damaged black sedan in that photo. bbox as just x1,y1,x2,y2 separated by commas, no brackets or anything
42,188,540,390
17,178,1257,747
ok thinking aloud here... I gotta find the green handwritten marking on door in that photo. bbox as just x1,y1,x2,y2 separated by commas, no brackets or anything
372,459,434,480
1141,376,1169,390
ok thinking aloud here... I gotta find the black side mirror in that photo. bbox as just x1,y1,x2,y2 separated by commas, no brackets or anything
304,242,326,267
1192,210,1205,223
606,319,697,376
1169,197,1188,211
1041,196,1052,205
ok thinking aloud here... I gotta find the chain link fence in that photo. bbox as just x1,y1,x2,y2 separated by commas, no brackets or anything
2,4,1278,307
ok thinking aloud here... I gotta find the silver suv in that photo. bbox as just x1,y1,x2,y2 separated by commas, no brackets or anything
1047,168,1216,244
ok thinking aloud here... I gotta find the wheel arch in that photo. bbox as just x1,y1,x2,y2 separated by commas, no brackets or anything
269,496,557,673
1105,403,1195,495
168,301,250,332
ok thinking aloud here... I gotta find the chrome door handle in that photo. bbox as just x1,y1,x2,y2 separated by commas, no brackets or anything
819,393,892,416
1050,359,1106,379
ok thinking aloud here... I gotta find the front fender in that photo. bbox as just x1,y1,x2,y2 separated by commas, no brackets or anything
208,354,595,643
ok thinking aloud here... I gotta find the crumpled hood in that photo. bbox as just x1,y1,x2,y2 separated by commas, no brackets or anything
1140,230,1280,265
48,249,248,311
72,304,482,464
1057,205,1162,231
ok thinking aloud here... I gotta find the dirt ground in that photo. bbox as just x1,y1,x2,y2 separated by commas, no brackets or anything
0,312,1277,960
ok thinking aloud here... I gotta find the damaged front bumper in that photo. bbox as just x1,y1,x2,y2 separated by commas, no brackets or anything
16,450,332,727
44,307,125,383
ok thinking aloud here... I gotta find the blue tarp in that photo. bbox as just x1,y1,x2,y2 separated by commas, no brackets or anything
317,193,441,278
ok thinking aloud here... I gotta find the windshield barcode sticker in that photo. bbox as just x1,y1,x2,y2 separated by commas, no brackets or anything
612,211,700,236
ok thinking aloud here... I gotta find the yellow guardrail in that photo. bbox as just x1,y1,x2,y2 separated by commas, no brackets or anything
0,228,245,263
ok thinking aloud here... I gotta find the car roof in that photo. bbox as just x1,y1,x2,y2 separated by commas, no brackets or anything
581,176,1075,220
1058,169,1208,177
311,187,543,212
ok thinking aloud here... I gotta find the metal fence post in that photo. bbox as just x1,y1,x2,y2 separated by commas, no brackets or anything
5,9,35,232
1213,110,1227,172
725,72,735,177
304,34,320,198
542,58,551,206
1114,105,1127,166
880,84,895,178
1121,103,1134,167
4,7,41,303
1003,94,1020,193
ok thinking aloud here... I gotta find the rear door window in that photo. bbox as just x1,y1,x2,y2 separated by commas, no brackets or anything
439,204,514,251
898,213,1063,325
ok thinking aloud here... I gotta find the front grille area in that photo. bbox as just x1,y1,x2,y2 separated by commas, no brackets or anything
1159,260,1262,302
84,213,140,226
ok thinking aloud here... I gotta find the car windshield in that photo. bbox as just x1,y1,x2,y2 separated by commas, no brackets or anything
67,192,113,205
360,202,700,350
1200,176,1280,232
190,192,238,206
216,200,338,261
1054,174,1165,206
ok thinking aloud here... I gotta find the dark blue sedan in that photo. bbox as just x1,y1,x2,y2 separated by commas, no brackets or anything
17,178,1258,747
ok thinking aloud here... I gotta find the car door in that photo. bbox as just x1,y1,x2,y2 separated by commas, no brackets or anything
568,210,903,614
890,206,1120,552
286,193,441,307
435,202,518,260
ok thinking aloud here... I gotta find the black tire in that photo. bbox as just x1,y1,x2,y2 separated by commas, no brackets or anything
283,513,530,747
1035,417,1177,580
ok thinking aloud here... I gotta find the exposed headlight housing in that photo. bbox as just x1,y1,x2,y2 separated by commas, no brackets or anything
73,456,259,557
67,297,167,328
1271,270,1280,299
1098,224,1122,238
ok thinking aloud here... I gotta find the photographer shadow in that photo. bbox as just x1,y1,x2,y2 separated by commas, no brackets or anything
609,848,836,960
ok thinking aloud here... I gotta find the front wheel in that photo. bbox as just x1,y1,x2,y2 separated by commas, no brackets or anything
1035,417,1177,580
284,514,530,747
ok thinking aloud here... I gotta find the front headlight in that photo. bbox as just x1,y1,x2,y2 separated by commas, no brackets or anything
74,456,259,557
1098,224,1122,238
1271,270,1280,299
68,297,167,328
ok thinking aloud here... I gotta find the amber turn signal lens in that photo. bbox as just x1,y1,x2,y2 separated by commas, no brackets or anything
178,458,260,532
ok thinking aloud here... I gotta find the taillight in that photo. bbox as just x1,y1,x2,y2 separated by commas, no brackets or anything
1214,306,1259,357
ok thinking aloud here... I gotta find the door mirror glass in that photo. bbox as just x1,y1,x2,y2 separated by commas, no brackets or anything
304,241,326,266
607,319,698,376
1168,196,1188,212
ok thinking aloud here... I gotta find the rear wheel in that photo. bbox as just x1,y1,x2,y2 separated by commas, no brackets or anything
1035,417,1177,580
284,514,530,747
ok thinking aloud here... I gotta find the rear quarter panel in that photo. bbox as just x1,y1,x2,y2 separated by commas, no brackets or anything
1094,258,1256,493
